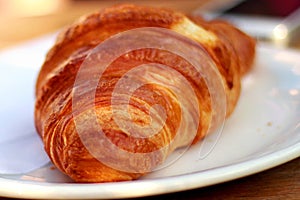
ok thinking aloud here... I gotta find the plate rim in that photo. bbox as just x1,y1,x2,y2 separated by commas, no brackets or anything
0,142,299,199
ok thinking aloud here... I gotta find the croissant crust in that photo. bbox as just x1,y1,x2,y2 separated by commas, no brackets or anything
35,4,256,182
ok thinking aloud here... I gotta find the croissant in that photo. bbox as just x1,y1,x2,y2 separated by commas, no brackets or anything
34,4,256,182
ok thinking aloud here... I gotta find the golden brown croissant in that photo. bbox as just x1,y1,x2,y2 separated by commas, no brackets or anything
34,4,256,182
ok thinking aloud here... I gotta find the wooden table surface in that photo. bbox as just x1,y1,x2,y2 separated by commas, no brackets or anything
0,0,299,199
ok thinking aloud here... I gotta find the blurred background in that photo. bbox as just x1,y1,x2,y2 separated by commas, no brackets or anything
0,0,299,49
0,0,208,49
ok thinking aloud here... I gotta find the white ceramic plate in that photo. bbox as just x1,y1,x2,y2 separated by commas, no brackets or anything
0,35,299,199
